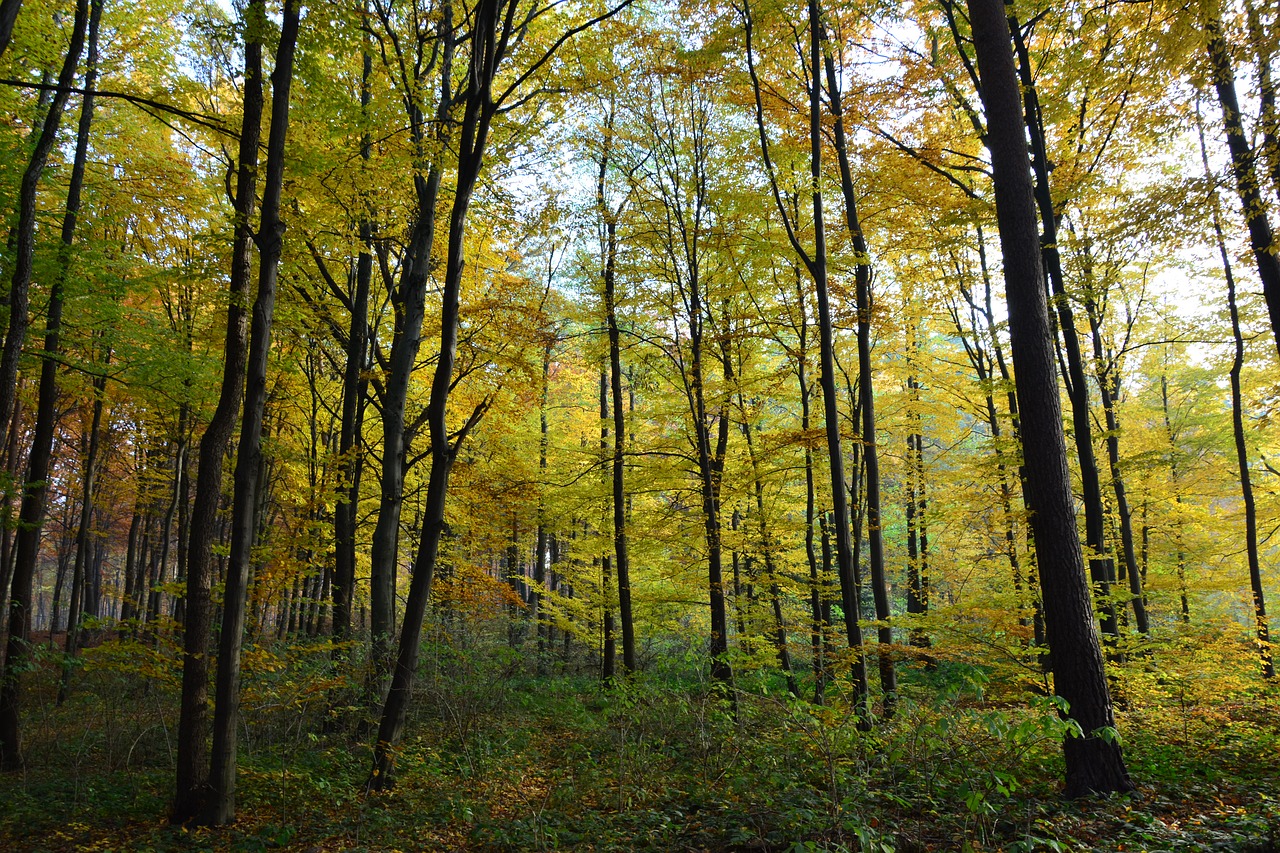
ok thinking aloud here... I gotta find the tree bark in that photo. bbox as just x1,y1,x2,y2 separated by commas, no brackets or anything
204,0,300,823
1006,17,1119,645
1197,109,1275,678
1202,0,1280,360
968,0,1134,796
0,0,19,59
0,0,89,772
172,0,265,819
820,5,896,714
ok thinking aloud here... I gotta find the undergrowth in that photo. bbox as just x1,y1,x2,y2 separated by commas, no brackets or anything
0,620,1277,852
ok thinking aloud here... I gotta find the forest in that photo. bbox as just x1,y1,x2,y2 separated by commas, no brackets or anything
0,0,1277,848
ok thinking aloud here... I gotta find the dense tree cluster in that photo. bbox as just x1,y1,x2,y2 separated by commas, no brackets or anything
0,0,1276,825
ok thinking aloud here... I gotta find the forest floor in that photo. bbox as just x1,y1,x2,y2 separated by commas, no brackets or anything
0,636,1277,853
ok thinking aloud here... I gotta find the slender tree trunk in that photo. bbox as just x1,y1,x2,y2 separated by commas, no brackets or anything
797,289,827,703
0,0,88,443
0,399,24,631
1160,374,1191,623
818,12,895,713
1243,0,1280,207
371,0,525,785
0,0,89,771
205,0,299,823
743,0,866,718
1202,0,1280,359
1081,286,1148,634
365,5,453,687
332,205,369,642
597,370,616,681
57,0,106,693
171,0,267,818
60,351,108,706
1197,111,1276,678
739,410,797,695
604,221,636,677
534,340,551,673
49,505,74,639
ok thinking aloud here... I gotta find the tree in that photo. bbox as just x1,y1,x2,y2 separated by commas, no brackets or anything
0,0,90,772
1197,105,1275,679
742,0,869,718
173,0,268,819
370,0,634,785
967,0,1134,796
1200,0,1280,360
205,0,301,822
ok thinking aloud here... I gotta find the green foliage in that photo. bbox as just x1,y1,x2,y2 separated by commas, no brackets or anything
2,629,1279,851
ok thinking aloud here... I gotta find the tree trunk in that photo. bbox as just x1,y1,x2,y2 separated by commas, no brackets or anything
205,0,299,823
818,12,895,714
1202,0,1280,360
968,0,1134,796
1006,17,1120,645
171,0,267,818
0,0,89,771
60,349,109,706
743,0,867,718
598,370,615,682
0,0,88,446
58,0,106,691
534,340,551,673
332,207,368,640
604,216,636,677
365,6,453,686
1197,110,1276,678
1080,284,1148,634
797,284,827,703
370,0,516,785
1160,374,1191,623
1243,0,1280,208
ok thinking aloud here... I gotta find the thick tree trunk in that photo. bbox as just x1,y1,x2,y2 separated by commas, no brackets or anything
1006,18,1119,645
204,1,299,824
0,0,20,59
968,0,1134,796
